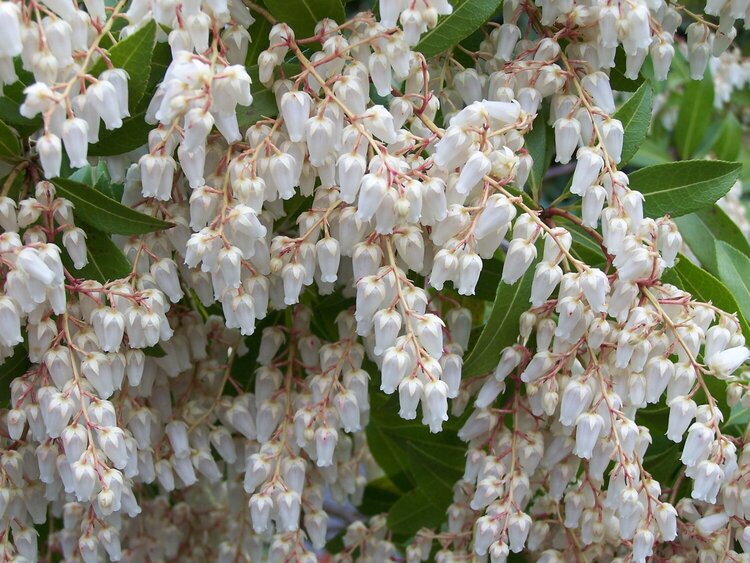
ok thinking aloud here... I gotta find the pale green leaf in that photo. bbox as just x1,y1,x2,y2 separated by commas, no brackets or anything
675,205,750,276
674,71,714,158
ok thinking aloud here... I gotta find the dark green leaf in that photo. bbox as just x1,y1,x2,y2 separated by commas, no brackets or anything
415,0,503,58
89,111,150,156
52,177,173,235
0,119,21,159
0,59,42,135
3,344,31,380
61,227,131,283
365,420,414,492
474,258,503,301
89,20,157,112
264,0,345,37
609,48,645,92
613,82,653,166
675,205,750,276
245,17,272,68
632,160,742,218
663,254,750,341
386,488,446,536
0,344,31,408
238,64,300,127
135,41,171,114
144,344,166,358
642,436,681,483
712,114,742,162
359,476,403,516
716,241,750,328
526,113,550,200
674,70,714,159
463,262,535,377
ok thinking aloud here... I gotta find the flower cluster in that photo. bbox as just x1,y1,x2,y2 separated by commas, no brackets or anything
0,0,748,560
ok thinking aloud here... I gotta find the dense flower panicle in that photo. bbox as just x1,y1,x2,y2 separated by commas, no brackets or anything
0,0,748,560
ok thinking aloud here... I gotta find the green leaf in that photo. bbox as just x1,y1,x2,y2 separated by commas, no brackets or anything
0,119,21,159
0,59,43,136
630,138,672,168
663,254,750,341
237,64,300,127
245,17,272,68
264,0,345,37
712,114,742,162
359,476,404,517
674,70,714,159
632,160,742,219
675,205,750,276
89,20,157,112
2,344,31,380
143,344,166,357
365,422,414,492
715,241,750,328
609,48,645,92
462,262,535,377
474,257,503,301
51,177,173,235
386,488,446,536
367,389,465,536
89,111,150,156
415,0,503,58
0,344,31,407
61,227,131,283
613,82,653,166
135,41,171,114
526,113,551,200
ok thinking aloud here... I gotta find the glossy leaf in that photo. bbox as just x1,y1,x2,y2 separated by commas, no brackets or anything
663,253,750,340
89,111,150,156
674,71,714,159
609,48,645,92
675,205,750,276
712,114,742,162
52,177,173,235
264,0,345,37
89,20,157,111
613,82,653,166
61,227,132,283
0,119,21,159
632,160,741,218
415,0,503,57
526,112,551,200
238,64,300,127
463,261,536,377
716,241,750,327
0,60,41,136
245,17,271,68
387,488,446,536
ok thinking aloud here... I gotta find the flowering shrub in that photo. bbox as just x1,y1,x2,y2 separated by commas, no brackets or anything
2,0,750,559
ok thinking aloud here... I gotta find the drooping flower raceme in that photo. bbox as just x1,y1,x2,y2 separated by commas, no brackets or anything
0,0,748,560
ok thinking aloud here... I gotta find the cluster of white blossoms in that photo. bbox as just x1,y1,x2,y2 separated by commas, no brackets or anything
0,0,749,559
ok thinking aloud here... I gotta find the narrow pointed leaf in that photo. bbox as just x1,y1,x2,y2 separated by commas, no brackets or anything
415,0,503,57
613,82,653,166
52,177,173,235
